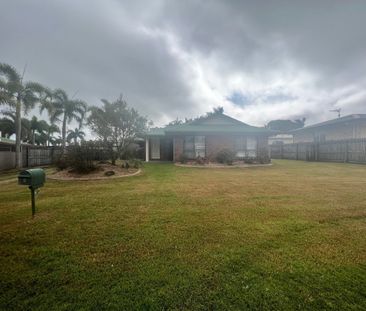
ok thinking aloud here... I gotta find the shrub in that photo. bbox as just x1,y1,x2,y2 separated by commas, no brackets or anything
55,156,68,170
122,159,143,169
244,157,254,164
258,154,271,164
179,154,189,164
195,156,208,165
62,142,97,173
129,159,143,169
66,143,96,173
216,149,235,165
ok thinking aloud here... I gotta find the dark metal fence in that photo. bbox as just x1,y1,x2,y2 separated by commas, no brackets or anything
22,146,62,167
270,138,366,164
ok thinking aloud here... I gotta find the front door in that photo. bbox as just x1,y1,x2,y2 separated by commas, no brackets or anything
151,138,160,160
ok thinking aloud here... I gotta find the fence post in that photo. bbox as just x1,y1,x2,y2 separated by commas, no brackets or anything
296,143,299,160
345,140,349,163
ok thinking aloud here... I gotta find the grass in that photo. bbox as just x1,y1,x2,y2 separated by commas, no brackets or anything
0,160,365,310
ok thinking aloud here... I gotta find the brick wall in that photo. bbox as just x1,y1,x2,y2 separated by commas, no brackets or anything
206,135,234,160
173,134,270,163
173,136,184,161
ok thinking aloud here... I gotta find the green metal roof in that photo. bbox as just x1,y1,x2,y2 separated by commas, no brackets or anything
147,127,166,136
164,124,270,134
146,114,272,136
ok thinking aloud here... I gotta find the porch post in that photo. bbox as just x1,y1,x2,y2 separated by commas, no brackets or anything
145,137,149,162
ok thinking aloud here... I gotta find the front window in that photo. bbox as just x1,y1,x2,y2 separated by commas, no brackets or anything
247,137,257,157
234,136,246,158
184,136,205,158
194,136,205,157
234,136,257,158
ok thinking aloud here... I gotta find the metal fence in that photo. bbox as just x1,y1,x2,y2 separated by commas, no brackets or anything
0,143,62,171
270,138,366,164
22,146,62,167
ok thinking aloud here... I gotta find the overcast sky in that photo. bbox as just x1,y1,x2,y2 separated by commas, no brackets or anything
1,0,366,128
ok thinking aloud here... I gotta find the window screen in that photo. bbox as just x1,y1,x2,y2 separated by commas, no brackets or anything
247,137,257,157
184,136,205,158
184,136,195,158
195,136,205,157
234,136,246,158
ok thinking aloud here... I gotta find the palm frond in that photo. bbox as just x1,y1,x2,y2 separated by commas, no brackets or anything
0,63,21,83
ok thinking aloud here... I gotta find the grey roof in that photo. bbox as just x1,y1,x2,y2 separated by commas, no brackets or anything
291,114,366,132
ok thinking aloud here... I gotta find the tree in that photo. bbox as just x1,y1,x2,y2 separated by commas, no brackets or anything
88,95,148,164
67,127,85,145
44,123,60,146
0,110,33,143
44,89,87,151
29,116,50,145
0,117,15,137
0,63,47,167
266,118,306,132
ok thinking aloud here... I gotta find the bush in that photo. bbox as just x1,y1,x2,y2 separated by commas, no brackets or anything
244,157,254,164
179,154,189,164
195,156,208,165
55,156,68,170
57,142,98,173
258,154,271,164
122,159,143,169
67,144,96,173
216,149,235,165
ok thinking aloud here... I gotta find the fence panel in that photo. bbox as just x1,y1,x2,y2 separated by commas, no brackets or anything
270,139,366,164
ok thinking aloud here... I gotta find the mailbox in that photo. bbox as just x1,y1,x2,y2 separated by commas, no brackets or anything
18,168,45,189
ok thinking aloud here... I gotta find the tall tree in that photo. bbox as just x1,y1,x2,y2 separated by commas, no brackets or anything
88,95,148,164
67,127,85,145
44,89,87,151
44,123,60,146
0,63,46,167
1,110,33,143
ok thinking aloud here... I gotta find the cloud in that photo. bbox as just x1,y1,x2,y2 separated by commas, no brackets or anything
1,0,365,130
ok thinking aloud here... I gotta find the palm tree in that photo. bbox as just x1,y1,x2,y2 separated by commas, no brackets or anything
44,123,60,146
67,127,85,145
43,89,87,151
0,110,32,143
0,63,46,167
0,117,15,138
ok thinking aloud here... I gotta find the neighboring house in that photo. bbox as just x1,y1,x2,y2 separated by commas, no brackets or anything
291,114,366,143
268,134,294,145
145,113,272,163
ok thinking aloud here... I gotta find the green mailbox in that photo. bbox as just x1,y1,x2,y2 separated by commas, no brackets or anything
18,168,45,217
18,168,45,189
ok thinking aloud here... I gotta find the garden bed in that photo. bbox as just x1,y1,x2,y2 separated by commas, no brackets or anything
48,163,141,180
175,162,272,168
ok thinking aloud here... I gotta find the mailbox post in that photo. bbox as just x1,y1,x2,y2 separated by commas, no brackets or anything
18,168,46,217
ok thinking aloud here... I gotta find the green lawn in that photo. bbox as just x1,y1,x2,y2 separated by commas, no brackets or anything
1,160,365,310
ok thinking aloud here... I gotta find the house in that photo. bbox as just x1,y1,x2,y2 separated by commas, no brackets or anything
291,114,366,143
145,113,272,163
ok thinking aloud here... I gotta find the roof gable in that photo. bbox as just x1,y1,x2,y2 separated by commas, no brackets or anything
189,113,249,126
147,113,272,136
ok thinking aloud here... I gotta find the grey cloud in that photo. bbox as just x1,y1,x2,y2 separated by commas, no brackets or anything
1,0,365,127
